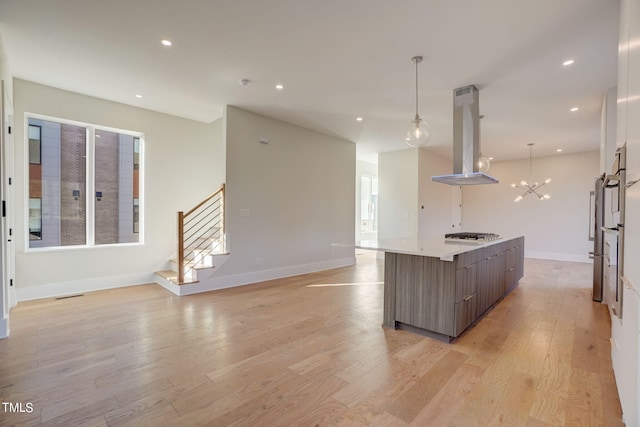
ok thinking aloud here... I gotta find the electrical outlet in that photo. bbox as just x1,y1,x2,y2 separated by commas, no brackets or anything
240,209,250,217
255,257,261,265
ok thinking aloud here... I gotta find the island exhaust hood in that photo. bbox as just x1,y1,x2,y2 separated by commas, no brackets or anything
432,85,499,185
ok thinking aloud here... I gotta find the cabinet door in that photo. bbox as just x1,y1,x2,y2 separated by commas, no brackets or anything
455,263,477,302
478,253,506,315
476,257,491,314
515,240,525,281
505,246,516,271
454,263,478,336
504,247,518,292
505,268,516,293
491,252,506,302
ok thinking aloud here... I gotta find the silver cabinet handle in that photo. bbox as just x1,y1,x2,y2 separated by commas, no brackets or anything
464,294,474,301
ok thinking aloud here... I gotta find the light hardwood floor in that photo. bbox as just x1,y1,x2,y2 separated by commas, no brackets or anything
0,254,624,426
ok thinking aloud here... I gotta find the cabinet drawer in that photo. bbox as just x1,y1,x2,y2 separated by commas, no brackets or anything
456,250,479,268
455,293,477,336
455,263,477,302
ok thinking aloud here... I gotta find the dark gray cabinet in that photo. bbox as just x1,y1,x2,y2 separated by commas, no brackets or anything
383,236,524,339
393,255,455,333
454,263,477,335
475,252,491,315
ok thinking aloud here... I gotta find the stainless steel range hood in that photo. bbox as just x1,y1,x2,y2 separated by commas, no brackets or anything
432,85,499,185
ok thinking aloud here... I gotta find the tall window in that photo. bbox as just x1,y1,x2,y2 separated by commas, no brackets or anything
360,175,378,234
133,137,140,234
28,125,41,164
28,125,43,240
27,116,143,249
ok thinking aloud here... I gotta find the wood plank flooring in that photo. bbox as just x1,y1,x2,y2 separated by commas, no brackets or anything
0,254,624,426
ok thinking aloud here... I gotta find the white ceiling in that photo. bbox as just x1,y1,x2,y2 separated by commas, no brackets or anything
0,0,619,164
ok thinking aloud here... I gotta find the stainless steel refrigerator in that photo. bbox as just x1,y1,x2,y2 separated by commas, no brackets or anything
590,173,606,302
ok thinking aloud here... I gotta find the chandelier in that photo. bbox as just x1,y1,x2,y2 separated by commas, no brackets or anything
405,56,431,148
511,143,551,202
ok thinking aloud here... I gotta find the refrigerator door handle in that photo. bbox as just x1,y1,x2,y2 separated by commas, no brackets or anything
589,190,595,241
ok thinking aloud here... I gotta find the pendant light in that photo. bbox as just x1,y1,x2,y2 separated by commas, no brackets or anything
477,116,491,171
405,56,431,148
511,143,551,202
478,114,491,172
478,154,491,172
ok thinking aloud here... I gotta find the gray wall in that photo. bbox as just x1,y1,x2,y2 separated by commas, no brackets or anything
218,106,356,280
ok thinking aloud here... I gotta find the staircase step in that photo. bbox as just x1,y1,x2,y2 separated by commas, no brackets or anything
169,259,217,269
155,270,199,285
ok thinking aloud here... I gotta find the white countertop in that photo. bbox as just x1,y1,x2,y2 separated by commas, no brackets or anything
356,236,519,261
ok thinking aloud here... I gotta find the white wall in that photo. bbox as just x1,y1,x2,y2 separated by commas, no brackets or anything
418,148,459,239
356,160,378,242
378,148,418,240
463,151,599,262
213,106,355,283
13,79,225,300
378,147,458,241
611,0,640,424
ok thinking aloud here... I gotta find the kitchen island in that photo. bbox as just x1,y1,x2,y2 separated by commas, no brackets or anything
359,236,524,340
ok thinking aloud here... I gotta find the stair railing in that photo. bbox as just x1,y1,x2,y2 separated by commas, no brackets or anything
177,184,225,283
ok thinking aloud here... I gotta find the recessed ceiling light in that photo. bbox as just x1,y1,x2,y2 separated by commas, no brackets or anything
135,94,142,99
570,107,579,112
562,59,575,66
488,157,494,160
557,148,563,152
275,84,284,90
161,39,172,47
356,117,363,122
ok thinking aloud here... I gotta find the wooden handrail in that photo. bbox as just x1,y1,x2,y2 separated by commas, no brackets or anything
185,184,225,217
177,184,225,283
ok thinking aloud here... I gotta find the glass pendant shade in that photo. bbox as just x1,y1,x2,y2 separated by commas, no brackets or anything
478,155,491,172
405,56,430,148
406,114,431,148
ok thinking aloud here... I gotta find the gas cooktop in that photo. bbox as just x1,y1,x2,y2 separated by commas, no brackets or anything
445,232,501,243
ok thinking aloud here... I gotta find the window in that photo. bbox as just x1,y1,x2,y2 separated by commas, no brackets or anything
360,175,378,233
28,125,41,164
133,137,140,171
133,138,140,234
27,116,143,249
133,198,140,233
28,198,42,240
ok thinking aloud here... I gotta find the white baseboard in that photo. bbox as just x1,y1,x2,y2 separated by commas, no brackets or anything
0,317,8,339
16,272,156,302
177,256,357,296
525,251,591,263
9,286,17,308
